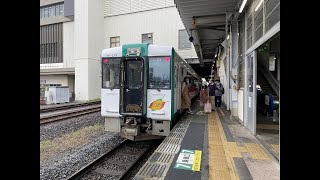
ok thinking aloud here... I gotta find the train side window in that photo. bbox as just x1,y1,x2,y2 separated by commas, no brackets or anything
149,57,171,89
175,65,178,88
102,58,121,89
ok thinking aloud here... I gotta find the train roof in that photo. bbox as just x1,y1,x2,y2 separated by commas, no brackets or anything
101,44,172,57
101,44,200,79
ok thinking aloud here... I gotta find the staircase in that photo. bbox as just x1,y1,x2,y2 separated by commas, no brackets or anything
258,72,276,97
257,67,279,101
257,67,280,117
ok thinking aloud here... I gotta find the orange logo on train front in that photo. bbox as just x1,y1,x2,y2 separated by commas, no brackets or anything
148,96,169,111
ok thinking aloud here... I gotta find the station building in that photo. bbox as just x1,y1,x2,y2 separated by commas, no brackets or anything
40,0,197,101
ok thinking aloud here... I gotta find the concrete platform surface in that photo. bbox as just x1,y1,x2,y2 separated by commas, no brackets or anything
134,100,280,180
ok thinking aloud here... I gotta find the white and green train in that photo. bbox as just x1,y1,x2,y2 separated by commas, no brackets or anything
101,43,200,141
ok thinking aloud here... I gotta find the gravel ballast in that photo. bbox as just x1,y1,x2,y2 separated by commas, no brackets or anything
40,112,104,141
40,130,124,180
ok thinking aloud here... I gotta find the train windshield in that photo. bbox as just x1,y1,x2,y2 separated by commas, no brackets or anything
102,58,120,89
149,57,171,89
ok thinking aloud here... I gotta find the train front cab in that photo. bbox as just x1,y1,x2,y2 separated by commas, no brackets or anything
101,44,200,141
102,44,175,141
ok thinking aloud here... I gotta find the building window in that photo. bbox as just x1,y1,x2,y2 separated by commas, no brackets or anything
245,0,256,50
110,36,120,48
254,1,263,43
51,6,56,17
44,7,49,18
40,3,63,19
265,0,280,32
178,29,191,49
48,7,52,17
40,23,63,64
55,5,60,16
142,33,153,44
59,4,64,15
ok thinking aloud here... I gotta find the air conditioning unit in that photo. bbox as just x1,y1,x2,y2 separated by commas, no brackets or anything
48,86,70,104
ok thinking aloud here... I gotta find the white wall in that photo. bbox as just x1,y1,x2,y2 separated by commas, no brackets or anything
238,89,244,122
74,0,104,101
40,75,68,86
103,6,198,60
63,21,75,68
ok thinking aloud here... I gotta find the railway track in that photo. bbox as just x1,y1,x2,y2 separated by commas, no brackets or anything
40,104,101,125
66,140,153,180
40,101,101,113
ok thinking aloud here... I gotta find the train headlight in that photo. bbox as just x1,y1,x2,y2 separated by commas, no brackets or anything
127,48,141,56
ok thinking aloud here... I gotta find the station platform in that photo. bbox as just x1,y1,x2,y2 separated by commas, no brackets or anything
133,100,280,180
256,114,280,161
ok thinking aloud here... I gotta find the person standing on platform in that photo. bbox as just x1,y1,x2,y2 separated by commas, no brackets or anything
215,79,223,108
200,85,210,106
181,77,193,114
208,79,215,111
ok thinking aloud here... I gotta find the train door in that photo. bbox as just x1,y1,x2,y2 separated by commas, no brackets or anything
120,58,145,116
175,63,180,113
244,51,257,135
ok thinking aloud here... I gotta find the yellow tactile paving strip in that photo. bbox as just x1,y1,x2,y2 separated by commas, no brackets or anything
245,143,270,160
271,144,280,154
208,111,271,180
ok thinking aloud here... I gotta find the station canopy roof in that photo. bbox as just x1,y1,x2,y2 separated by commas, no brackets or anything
174,0,239,77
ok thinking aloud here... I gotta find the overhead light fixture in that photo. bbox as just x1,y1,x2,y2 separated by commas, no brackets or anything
227,35,230,40
255,0,263,11
215,54,217,58
239,0,247,13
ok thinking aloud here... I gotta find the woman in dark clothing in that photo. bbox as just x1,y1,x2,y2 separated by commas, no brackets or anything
215,79,223,108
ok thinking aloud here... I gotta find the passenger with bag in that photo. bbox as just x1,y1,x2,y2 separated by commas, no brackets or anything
214,79,223,108
200,85,211,113
208,79,215,111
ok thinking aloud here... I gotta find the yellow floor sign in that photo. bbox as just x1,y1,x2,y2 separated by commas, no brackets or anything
174,149,202,171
